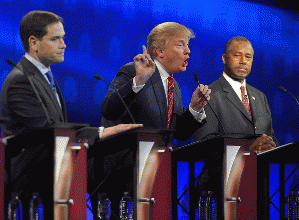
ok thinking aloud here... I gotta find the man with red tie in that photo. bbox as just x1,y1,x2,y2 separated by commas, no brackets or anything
101,22,211,138
194,36,277,150
193,36,277,217
100,22,211,217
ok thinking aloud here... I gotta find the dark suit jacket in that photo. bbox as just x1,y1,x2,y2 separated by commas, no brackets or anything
99,62,205,215
193,75,278,210
194,74,278,144
1,56,100,219
0,56,67,136
0,56,69,218
101,62,204,141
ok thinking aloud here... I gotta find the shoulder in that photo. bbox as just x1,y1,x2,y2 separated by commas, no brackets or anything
4,64,27,86
208,76,225,91
118,62,135,72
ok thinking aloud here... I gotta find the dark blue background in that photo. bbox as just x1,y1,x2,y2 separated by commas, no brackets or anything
1,0,299,218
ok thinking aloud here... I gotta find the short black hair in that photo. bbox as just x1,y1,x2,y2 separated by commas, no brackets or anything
224,36,254,55
20,10,63,52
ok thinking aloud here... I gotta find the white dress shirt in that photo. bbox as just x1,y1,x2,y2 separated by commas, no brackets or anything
223,72,249,104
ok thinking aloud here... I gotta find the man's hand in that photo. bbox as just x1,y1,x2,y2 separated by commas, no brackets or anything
250,134,276,153
190,84,211,112
134,45,155,86
102,124,143,139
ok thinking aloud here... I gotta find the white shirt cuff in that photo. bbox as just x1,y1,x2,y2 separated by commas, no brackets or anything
98,126,104,139
189,105,206,122
132,77,145,93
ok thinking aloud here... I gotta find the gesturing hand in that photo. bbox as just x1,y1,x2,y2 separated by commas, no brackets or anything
134,45,155,86
190,84,211,112
102,124,143,139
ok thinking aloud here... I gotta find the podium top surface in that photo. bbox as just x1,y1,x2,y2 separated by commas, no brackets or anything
257,141,299,162
176,133,261,150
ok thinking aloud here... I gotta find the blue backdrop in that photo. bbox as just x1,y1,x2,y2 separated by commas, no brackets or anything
1,0,299,218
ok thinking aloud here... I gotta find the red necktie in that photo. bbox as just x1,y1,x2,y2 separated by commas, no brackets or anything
240,86,252,118
167,75,174,129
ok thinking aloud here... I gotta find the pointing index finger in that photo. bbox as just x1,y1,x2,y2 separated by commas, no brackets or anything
142,45,148,55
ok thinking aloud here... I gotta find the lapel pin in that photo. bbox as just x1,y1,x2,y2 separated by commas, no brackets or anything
252,96,255,100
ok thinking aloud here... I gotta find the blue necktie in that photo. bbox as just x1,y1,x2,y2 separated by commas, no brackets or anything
45,70,59,103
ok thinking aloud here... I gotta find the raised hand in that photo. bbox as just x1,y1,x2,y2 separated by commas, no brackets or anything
134,45,155,86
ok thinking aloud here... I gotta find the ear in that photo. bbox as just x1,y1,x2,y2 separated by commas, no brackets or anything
155,48,164,59
28,36,40,53
222,54,227,64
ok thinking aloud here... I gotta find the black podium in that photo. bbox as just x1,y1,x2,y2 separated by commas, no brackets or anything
3,123,88,220
257,141,299,219
172,134,260,219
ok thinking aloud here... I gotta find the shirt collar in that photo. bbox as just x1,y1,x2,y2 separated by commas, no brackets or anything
154,59,170,81
223,71,246,90
25,53,51,75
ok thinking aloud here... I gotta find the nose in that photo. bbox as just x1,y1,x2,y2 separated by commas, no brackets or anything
60,38,66,49
185,45,191,54
239,55,246,64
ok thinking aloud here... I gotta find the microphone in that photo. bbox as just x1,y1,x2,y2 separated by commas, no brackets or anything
6,58,16,66
6,58,51,125
94,74,136,124
279,86,299,106
193,73,226,134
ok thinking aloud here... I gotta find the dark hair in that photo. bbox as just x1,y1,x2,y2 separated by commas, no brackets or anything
20,10,63,52
224,36,254,55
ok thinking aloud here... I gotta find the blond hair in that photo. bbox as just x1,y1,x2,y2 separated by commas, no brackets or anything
147,22,195,58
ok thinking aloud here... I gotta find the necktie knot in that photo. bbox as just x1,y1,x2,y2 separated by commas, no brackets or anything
45,70,55,87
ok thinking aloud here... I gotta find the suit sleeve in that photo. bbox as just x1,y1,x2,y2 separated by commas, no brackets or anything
101,63,138,121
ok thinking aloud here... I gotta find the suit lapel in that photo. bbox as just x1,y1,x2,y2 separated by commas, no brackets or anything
149,69,168,126
219,76,253,122
20,57,65,122
246,86,258,122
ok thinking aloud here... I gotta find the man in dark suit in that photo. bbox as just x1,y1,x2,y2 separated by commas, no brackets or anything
100,22,211,215
101,22,211,139
0,10,142,218
194,36,277,149
193,36,277,215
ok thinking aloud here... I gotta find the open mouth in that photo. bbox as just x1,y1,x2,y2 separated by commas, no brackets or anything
183,58,189,67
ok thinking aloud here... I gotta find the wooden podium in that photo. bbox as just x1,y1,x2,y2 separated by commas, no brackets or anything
2,123,88,220
172,134,260,219
93,128,173,220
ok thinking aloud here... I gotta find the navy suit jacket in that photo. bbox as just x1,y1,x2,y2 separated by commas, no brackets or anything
101,62,204,141
194,75,278,144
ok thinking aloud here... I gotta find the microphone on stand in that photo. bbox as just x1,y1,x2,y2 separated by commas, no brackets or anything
279,86,299,106
193,73,226,134
94,74,136,124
